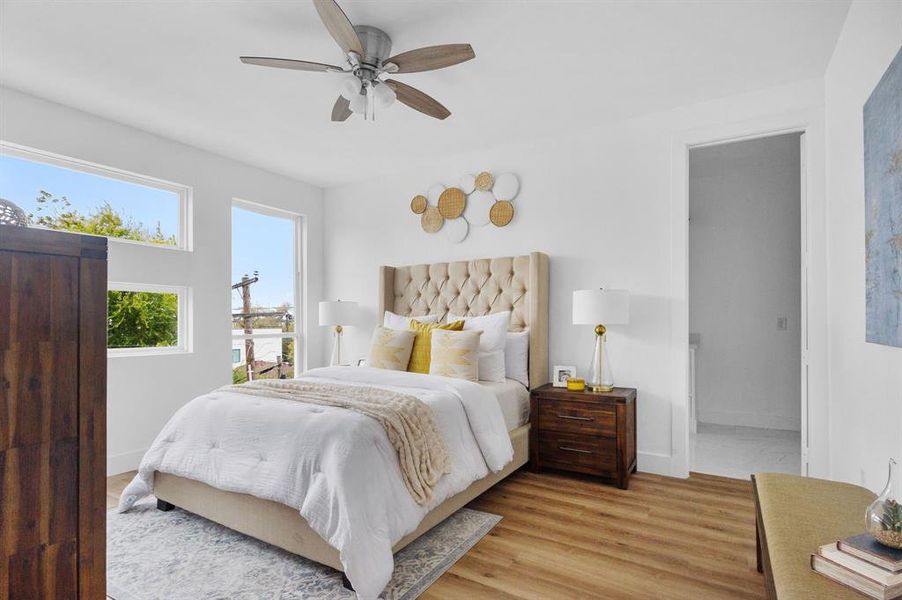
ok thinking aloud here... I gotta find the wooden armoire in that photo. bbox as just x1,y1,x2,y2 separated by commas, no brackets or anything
0,226,107,599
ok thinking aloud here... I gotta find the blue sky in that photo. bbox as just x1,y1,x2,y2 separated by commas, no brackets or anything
231,206,295,311
0,154,294,310
0,154,180,239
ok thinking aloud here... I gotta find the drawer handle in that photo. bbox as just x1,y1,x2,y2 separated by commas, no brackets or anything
556,414,593,421
559,446,593,455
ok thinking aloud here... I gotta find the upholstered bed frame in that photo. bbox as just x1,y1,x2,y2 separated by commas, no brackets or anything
378,252,549,390
154,252,549,576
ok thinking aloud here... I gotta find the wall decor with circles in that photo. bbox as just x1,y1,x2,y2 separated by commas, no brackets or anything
409,171,519,243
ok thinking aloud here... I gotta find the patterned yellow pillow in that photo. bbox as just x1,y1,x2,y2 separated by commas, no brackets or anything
429,329,482,381
366,326,416,371
407,319,464,373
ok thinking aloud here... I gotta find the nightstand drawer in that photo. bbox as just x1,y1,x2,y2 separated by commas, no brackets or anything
538,398,616,436
538,432,617,475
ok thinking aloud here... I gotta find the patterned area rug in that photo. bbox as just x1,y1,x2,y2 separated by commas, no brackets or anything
107,499,500,600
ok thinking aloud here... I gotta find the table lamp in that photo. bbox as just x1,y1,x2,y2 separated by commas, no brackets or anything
572,289,630,392
319,300,358,366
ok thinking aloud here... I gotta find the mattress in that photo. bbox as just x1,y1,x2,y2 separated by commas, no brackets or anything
482,379,531,431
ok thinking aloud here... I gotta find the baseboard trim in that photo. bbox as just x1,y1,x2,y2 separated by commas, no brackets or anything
108,448,147,476
638,451,672,476
696,409,801,432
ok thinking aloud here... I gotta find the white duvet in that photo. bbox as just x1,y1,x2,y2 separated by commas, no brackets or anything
118,366,514,599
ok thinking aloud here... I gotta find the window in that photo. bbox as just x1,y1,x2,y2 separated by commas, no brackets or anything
231,201,302,383
0,142,190,249
108,283,190,356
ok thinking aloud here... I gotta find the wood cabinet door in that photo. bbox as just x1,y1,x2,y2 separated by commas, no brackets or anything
0,251,81,599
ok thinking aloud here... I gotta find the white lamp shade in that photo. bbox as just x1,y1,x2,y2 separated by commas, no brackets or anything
572,289,630,325
319,300,358,326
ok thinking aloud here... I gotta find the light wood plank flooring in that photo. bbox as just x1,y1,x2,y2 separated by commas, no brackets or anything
107,470,765,599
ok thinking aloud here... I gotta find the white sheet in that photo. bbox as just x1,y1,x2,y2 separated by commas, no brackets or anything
117,367,513,600
482,379,530,431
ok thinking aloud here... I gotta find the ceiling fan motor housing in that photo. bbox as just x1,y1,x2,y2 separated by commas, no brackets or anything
353,25,392,71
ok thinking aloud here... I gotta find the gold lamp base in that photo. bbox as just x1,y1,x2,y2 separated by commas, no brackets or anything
588,383,614,393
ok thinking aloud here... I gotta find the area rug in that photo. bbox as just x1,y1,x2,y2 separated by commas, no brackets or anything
107,498,500,600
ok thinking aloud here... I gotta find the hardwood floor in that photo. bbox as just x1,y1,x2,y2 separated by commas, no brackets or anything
106,470,765,599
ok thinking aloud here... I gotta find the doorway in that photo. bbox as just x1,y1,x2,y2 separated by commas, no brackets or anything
687,133,803,479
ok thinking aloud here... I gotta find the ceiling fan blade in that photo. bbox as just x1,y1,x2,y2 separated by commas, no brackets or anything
240,56,340,72
385,44,475,74
331,96,352,121
312,0,364,57
385,80,451,120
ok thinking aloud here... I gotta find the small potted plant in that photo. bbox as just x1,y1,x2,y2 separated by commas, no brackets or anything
867,459,902,548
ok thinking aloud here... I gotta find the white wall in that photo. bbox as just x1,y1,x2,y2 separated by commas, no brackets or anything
323,77,827,476
824,0,902,490
689,134,801,431
0,87,326,475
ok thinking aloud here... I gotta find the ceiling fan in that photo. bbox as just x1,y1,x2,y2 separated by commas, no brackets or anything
240,0,475,122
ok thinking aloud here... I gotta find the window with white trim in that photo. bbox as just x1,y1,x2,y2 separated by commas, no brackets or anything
108,283,190,356
0,142,190,250
231,200,302,383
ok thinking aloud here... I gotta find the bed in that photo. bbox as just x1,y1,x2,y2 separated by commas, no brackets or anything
120,252,549,598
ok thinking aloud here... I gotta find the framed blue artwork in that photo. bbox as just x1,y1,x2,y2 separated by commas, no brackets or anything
864,46,902,348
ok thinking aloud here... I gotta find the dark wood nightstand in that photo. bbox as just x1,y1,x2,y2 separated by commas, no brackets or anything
529,384,637,489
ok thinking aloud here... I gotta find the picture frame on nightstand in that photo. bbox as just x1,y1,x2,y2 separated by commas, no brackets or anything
552,365,577,387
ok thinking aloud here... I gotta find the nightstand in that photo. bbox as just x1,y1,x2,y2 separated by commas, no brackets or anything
529,384,637,489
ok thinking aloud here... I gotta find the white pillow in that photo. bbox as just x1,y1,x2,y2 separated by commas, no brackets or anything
383,310,439,330
447,311,510,383
505,330,529,388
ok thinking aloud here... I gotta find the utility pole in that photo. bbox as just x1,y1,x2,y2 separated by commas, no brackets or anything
232,272,259,381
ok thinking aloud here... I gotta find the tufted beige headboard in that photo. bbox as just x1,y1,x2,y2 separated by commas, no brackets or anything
378,252,549,389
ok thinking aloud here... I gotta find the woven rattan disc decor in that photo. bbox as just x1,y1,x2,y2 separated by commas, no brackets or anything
475,171,494,191
421,206,444,233
410,195,428,214
437,187,466,219
489,200,514,227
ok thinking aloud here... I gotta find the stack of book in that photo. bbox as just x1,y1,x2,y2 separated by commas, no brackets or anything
812,533,902,599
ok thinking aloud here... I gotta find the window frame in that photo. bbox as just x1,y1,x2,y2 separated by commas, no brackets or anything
0,140,193,251
230,198,305,380
107,282,192,357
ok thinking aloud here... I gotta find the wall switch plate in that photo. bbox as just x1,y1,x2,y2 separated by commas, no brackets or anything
777,317,788,330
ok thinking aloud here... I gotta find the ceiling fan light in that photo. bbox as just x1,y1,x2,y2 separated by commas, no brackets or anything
338,74,362,100
348,91,367,114
373,82,397,109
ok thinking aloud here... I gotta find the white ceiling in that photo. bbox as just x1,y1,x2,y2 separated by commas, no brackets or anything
0,1,849,187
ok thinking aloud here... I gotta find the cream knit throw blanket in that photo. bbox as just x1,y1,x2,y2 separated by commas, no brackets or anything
223,380,450,505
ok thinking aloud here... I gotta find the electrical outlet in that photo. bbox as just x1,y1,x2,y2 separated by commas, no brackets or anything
777,317,788,330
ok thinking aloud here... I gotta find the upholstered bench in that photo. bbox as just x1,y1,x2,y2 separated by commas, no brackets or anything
752,473,877,599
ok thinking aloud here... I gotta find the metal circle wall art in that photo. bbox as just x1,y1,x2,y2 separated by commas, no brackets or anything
459,173,476,194
492,173,520,201
443,215,469,243
410,195,427,214
466,190,495,227
490,200,514,227
410,170,518,244
438,187,466,219
421,205,444,233
475,171,494,191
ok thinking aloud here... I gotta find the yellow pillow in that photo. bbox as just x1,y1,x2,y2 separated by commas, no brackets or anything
407,319,464,373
